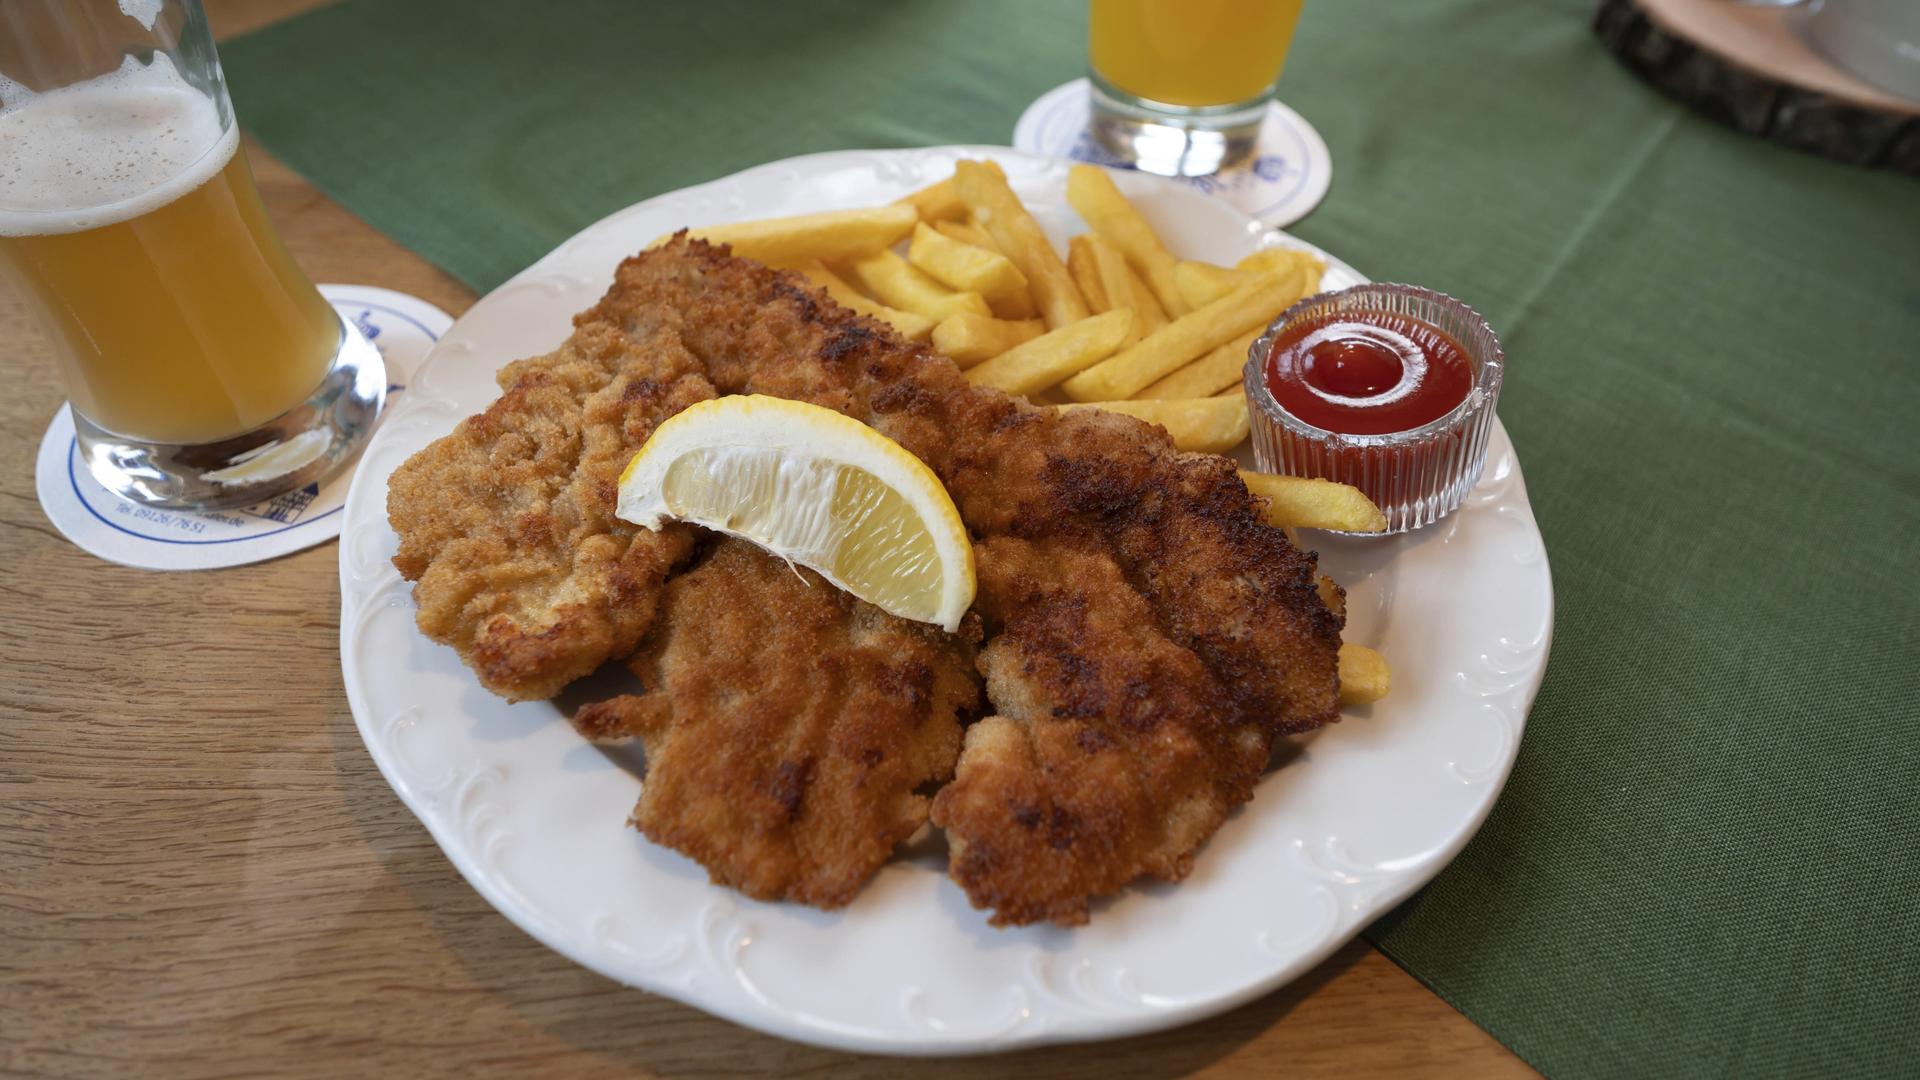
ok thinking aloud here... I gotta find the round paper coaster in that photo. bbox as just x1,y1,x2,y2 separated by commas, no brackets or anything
1012,77,1333,228
34,284,453,571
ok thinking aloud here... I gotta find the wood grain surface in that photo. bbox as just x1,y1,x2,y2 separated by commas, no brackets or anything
0,2,1534,1075
1638,0,1920,115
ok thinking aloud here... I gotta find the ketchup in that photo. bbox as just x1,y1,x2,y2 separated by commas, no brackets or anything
1263,310,1474,435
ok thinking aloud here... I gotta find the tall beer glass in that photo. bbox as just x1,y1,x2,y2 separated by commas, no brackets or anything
0,0,383,510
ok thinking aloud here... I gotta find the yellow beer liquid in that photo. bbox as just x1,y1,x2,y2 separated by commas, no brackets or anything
1089,0,1306,107
0,68,340,445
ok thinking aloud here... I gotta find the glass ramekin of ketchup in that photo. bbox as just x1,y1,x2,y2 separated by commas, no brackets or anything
1243,284,1505,534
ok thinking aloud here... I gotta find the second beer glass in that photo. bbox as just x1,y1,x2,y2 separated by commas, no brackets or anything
1088,0,1306,177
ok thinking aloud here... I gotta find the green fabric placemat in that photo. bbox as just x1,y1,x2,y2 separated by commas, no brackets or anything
223,1,1920,1074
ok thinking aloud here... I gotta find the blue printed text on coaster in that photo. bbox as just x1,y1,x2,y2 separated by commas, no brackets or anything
34,285,453,571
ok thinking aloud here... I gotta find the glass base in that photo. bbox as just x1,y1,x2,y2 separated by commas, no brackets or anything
1088,72,1270,177
72,313,387,511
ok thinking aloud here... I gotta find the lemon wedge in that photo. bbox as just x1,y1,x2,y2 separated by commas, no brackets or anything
617,395,975,631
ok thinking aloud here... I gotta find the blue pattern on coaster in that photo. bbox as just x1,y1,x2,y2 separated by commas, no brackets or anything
1013,78,1332,229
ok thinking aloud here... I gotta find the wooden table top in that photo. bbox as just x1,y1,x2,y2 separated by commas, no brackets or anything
0,2,1533,1075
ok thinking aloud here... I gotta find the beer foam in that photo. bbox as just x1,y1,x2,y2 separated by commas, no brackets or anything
0,54,235,237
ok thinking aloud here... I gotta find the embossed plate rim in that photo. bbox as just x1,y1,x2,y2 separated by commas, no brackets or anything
337,145,1553,1055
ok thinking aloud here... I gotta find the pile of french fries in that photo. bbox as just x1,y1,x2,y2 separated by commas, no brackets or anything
669,161,1325,450
666,160,1397,705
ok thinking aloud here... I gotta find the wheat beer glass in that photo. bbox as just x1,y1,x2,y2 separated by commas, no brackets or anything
0,0,383,509
1089,0,1305,177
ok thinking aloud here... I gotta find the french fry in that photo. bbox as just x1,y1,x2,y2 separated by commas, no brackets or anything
931,312,1046,367
954,160,1089,330
1068,233,1163,353
1338,644,1391,706
935,218,998,252
907,223,1028,301
1175,260,1256,310
1066,164,1190,317
1138,265,1311,399
987,287,1039,321
1138,327,1261,399
842,249,990,322
1067,235,1111,312
894,161,1003,223
1062,396,1249,454
1069,237,1147,347
937,215,1039,318
1238,472,1389,533
663,204,916,265
1061,272,1302,401
965,309,1133,397
1237,246,1326,288
786,259,934,341
896,179,964,223
1123,265,1169,330
1085,233,1166,335
1317,576,1345,617
945,214,1039,319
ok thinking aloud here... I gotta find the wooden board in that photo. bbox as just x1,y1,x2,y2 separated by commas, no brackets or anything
1595,0,1920,172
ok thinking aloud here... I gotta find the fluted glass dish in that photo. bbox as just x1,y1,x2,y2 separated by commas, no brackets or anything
1244,284,1505,534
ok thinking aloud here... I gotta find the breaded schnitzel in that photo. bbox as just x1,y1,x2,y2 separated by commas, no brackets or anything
574,539,980,908
390,234,1342,922
387,315,712,700
586,238,1343,925
931,538,1277,926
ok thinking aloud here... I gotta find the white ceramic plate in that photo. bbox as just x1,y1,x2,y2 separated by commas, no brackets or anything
337,146,1552,1056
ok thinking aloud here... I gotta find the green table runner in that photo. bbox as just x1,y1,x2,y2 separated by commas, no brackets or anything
224,2,1920,1074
